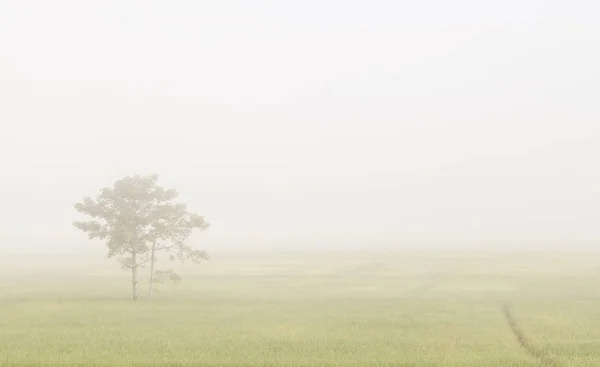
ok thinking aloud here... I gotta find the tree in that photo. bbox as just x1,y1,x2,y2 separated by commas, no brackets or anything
145,193,210,298
73,174,210,301
152,269,182,287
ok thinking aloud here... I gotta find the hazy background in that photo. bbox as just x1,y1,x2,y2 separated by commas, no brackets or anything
1,0,599,255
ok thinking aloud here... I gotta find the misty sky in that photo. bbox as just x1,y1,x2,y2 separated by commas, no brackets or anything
1,0,599,253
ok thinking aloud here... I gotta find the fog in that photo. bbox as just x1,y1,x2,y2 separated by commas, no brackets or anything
1,0,599,255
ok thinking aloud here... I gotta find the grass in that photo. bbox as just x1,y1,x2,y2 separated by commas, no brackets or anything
0,250,599,366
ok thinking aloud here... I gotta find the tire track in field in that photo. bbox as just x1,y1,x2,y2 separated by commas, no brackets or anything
502,303,560,367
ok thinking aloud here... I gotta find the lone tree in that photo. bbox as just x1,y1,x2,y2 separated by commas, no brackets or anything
73,174,210,301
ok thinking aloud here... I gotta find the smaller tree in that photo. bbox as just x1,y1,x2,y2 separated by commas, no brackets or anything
152,269,182,287
146,198,210,298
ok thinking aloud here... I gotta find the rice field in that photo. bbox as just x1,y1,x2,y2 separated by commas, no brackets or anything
0,250,599,366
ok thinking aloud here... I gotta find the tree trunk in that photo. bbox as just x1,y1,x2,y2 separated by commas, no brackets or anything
132,249,138,301
147,240,157,299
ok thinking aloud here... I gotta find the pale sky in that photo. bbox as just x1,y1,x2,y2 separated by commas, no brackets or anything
1,0,599,253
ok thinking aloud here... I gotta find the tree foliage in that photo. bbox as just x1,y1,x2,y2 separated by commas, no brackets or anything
148,200,210,263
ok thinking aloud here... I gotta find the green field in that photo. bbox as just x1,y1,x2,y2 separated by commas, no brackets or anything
1,251,599,366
